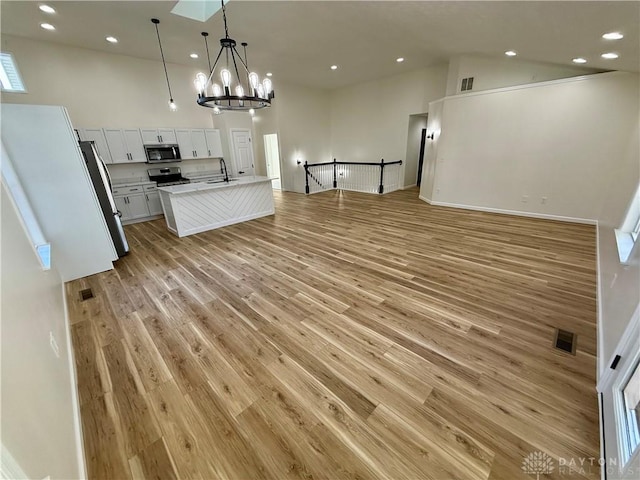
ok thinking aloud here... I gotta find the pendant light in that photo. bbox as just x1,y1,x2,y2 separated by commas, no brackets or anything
151,18,177,112
194,0,274,112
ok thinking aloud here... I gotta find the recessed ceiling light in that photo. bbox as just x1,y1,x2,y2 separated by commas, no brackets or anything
39,4,56,14
396,57,404,63
266,72,273,77
40,23,55,30
330,65,338,70
572,57,587,64
106,36,118,44
602,32,624,40
190,53,199,58
601,52,619,59
505,50,517,57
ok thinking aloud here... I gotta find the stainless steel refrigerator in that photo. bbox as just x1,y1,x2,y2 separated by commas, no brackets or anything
79,141,129,257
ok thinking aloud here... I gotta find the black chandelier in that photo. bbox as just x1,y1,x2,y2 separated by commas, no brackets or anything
194,0,274,113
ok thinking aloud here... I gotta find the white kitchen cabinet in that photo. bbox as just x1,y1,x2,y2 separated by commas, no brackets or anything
114,195,128,219
127,193,149,219
114,193,149,221
104,128,146,163
204,129,223,158
78,128,113,164
113,185,150,221
141,128,177,145
176,128,210,159
144,184,163,216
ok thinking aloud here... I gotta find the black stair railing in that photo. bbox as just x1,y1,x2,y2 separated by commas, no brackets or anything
304,158,402,195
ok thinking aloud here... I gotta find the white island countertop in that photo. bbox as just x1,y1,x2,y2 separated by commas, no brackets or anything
157,175,275,237
157,176,272,195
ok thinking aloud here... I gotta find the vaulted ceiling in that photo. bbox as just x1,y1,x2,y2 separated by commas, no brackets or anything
1,1,638,89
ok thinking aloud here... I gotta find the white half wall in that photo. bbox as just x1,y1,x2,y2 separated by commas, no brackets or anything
1,184,85,480
422,71,639,223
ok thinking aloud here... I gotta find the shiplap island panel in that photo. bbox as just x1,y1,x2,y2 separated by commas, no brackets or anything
157,176,275,237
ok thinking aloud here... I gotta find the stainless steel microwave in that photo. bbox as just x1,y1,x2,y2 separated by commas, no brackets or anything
145,144,181,163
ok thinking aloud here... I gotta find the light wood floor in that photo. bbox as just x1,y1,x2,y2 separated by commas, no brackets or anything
66,188,600,480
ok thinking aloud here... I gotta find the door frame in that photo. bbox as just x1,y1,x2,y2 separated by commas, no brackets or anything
263,132,282,190
417,128,427,187
598,305,640,478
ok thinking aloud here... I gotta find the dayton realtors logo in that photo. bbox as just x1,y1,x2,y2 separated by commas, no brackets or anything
522,451,555,479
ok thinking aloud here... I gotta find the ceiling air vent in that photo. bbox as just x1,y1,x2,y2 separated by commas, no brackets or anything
461,77,474,92
553,328,577,355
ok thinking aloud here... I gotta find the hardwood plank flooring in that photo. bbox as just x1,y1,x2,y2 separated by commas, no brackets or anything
67,188,600,479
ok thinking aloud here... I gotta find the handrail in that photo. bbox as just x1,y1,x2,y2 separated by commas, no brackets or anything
303,158,402,195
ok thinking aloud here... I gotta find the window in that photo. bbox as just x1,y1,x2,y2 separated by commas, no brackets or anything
0,52,26,93
617,358,640,465
615,183,640,264
0,147,50,270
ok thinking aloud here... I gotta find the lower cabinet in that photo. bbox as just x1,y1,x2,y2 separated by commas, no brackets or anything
113,184,164,223
114,193,148,221
146,190,163,216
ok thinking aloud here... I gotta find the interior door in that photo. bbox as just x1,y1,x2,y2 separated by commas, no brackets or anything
600,310,640,479
230,129,255,177
264,133,281,190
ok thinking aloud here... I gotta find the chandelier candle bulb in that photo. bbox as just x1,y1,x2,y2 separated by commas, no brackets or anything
235,85,245,97
221,69,232,89
212,83,222,97
249,72,259,91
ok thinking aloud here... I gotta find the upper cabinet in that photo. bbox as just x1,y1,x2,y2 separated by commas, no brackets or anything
78,128,113,164
205,129,223,158
140,128,177,145
104,129,146,163
176,129,210,160
77,127,223,163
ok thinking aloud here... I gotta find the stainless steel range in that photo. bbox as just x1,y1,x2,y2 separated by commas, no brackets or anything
148,167,191,186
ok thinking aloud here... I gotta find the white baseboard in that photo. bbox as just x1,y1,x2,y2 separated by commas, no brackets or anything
418,195,432,204
426,199,598,225
402,184,417,190
62,286,88,480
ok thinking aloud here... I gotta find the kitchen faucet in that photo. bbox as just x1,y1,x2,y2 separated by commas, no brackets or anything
220,158,229,183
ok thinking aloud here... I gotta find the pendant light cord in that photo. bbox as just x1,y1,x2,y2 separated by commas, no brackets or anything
153,20,174,101
221,0,230,39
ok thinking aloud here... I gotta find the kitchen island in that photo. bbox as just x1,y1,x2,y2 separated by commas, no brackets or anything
157,176,275,237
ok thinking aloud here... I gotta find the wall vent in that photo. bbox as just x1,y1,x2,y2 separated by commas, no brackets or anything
461,77,474,92
79,288,94,301
553,328,577,355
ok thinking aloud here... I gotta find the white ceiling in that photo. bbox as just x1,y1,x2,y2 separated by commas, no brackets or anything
1,1,638,90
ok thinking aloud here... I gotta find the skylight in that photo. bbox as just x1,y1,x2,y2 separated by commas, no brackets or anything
0,52,26,93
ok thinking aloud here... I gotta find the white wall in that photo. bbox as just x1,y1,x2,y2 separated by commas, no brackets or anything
595,111,640,376
419,99,444,201
0,35,214,128
445,54,599,95
212,111,259,177
404,114,428,187
253,82,331,193
330,66,448,181
422,71,639,223
1,184,84,479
